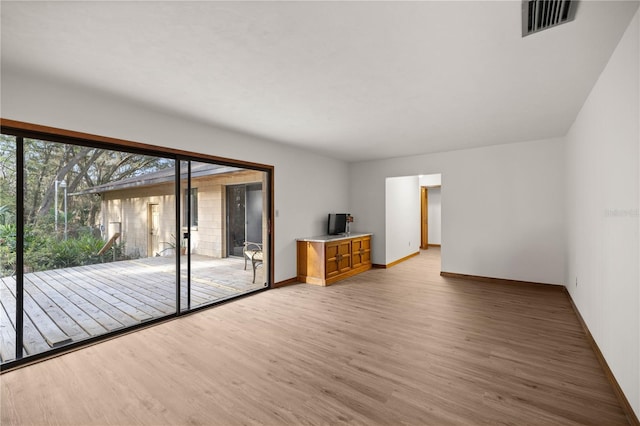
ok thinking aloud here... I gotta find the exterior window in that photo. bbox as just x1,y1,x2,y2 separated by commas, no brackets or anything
183,188,198,227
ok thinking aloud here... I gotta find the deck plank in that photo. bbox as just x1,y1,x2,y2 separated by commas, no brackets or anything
112,260,220,306
39,269,132,331
74,265,176,318
106,262,212,307
23,277,89,342
0,300,16,363
187,275,238,298
85,260,184,304
126,256,254,302
108,259,239,305
57,267,155,322
193,278,243,296
82,263,176,313
24,273,99,340
3,276,71,348
0,278,50,356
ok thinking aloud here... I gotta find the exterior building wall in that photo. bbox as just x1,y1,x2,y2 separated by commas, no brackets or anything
101,170,263,258
102,184,175,258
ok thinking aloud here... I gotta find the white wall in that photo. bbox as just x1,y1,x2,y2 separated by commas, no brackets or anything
385,176,420,264
419,174,441,187
1,68,350,282
350,137,565,285
427,187,441,245
565,10,639,418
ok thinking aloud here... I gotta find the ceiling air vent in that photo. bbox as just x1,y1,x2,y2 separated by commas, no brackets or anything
522,0,577,37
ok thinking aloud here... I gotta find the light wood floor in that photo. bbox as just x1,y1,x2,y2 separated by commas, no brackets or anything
0,248,629,425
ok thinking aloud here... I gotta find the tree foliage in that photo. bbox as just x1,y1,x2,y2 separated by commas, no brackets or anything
0,135,16,225
20,138,171,229
0,133,173,275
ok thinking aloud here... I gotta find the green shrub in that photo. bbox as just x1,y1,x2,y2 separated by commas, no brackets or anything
0,224,132,276
46,235,106,269
0,224,17,276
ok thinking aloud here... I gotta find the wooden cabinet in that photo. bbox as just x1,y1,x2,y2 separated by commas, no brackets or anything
297,234,372,286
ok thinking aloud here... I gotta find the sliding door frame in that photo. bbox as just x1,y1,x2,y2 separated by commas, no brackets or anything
0,118,275,372
15,136,24,360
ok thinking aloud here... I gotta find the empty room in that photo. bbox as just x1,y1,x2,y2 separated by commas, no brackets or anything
1,1,639,425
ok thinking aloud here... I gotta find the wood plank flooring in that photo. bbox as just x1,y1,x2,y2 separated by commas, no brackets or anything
0,248,630,425
0,255,265,362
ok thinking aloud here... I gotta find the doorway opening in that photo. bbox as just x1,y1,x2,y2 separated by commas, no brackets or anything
226,183,263,258
419,174,441,251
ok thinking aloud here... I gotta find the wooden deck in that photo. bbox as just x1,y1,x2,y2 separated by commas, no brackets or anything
0,255,264,363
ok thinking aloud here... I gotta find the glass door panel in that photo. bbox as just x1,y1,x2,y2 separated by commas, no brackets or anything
180,160,269,311
0,135,17,363
13,138,176,361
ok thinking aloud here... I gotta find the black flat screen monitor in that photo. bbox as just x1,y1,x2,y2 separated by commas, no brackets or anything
328,213,348,235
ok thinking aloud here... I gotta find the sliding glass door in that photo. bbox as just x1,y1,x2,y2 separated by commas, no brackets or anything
0,126,272,369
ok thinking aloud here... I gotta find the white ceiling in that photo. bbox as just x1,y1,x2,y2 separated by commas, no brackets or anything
1,1,638,162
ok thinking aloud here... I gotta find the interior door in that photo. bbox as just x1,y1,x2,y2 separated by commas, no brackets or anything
420,186,428,249
147,203,160,256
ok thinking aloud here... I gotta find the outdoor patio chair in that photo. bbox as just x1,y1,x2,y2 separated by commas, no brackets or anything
243,242,263,283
